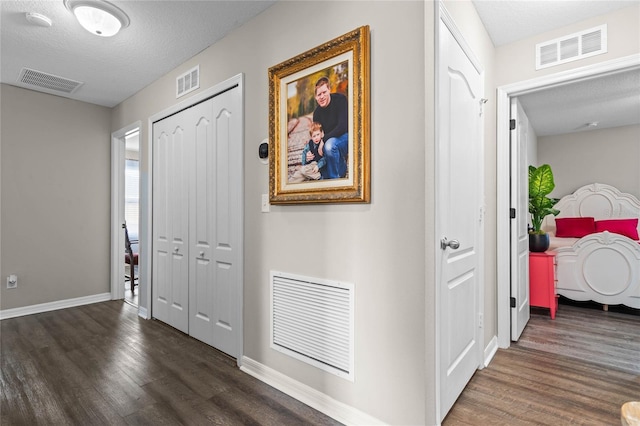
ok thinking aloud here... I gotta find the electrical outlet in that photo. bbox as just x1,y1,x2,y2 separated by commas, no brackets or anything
7,275,17,289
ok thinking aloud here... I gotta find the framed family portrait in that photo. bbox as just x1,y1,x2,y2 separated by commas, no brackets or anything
268,25,370,204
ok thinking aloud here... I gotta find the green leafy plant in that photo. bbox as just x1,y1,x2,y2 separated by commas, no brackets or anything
528,164,560,234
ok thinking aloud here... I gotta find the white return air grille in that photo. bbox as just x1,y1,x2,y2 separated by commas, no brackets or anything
271,271,354,381
17,68,83,95
536,25,607,70
176,65,199,98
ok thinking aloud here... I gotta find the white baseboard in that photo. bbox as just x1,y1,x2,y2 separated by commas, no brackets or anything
138,306,149,319
240,356,385,426
0,292,112,320
484,335,499,367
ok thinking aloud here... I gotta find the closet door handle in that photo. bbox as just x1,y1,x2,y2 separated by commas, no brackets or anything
199,251,205,257
174,247,179,253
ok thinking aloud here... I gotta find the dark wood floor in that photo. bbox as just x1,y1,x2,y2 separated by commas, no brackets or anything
3,299,638,425
443,300,640,425
0,301,341,425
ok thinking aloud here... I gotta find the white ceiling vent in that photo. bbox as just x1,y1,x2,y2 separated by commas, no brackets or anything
536,25,607,70
176,65,199,98
17,68,83,95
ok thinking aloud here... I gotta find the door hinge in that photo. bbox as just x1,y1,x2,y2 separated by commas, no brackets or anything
510,119,516,130
510,297,516,308
510,208,516,219
479,98,488,116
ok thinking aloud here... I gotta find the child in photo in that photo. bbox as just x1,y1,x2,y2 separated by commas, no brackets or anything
290,122,327,183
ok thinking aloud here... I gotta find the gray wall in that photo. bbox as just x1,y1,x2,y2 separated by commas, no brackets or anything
0,84,112,309
112,1,432,424
538,124,640,200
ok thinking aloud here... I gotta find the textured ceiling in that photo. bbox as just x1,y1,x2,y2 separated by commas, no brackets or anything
1,0,638,137
518,68,640,137
0,1,276,107
471,0,632,46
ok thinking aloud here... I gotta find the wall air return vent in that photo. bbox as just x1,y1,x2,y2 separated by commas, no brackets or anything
17,68,83,95
270,271,354,381
536,25,607,70
176,65,199,98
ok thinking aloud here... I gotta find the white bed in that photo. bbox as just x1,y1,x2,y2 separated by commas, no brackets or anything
541,183,640,309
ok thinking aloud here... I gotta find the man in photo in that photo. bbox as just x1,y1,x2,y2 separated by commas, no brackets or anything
312,76,348,179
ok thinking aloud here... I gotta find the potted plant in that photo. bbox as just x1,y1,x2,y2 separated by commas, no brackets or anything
528,164,560,252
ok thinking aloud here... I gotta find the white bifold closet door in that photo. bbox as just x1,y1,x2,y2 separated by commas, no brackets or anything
152,87,241,357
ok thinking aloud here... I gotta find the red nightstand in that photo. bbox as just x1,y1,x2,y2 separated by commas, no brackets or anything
529,251,558,319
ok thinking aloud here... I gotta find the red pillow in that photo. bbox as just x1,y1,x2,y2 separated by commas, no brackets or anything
555,217,596,238
595,218,640,240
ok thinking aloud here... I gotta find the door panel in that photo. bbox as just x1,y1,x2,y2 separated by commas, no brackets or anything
152,127,171,324
152,116,189,334
438,18,483,420
510,98,531,341
170,125,189,333
210,90,241,356
189,100,215,345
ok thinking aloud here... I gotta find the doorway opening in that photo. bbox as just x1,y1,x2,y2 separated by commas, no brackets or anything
124,130,140,307
110,121,141,308
496,55,640,348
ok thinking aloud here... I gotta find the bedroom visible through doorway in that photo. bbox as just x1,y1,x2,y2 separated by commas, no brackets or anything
124,130,140,307
496,55,640,348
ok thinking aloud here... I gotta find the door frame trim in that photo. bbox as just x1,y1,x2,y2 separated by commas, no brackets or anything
496,54,640,348
145,73,245,364
110,121,141,302
435,3,486,422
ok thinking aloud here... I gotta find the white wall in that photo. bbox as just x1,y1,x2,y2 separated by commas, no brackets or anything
0,84,112,310
538,124,640,200
112,2,432,424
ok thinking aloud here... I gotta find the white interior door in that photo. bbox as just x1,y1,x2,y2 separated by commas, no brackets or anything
437,14,483,420
510,98,530,341
152,114,190,334
189,88,241,356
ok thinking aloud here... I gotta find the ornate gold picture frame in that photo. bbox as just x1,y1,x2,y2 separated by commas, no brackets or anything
268,26,370,204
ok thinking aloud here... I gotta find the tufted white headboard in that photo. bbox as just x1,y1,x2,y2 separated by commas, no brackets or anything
542,183,640,236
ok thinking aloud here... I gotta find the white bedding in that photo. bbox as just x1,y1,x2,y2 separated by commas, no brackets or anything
547,234,578,251
541,183,640,309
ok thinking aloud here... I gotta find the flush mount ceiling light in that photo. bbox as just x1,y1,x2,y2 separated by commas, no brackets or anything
64,0,129,37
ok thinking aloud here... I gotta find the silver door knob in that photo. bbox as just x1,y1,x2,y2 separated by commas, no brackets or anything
440,238,460,250
174,247,179,253
199,251,205,257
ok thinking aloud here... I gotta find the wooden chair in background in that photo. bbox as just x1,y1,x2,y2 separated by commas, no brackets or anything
124,224,139,293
